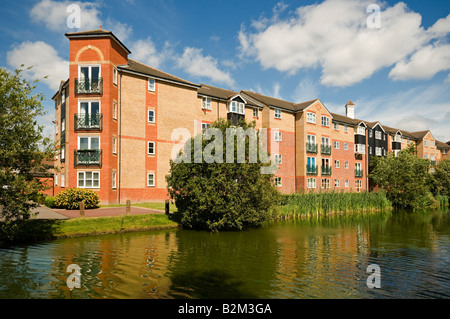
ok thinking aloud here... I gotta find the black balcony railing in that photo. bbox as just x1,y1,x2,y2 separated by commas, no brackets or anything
306,142,318,154
74,113,103,131
74,149,102,167
321,165,332,176
355,168,363,178
306,165,318,175
321,144,332,155
75,78,103,95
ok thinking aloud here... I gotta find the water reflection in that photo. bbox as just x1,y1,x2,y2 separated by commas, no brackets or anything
0,209,448,299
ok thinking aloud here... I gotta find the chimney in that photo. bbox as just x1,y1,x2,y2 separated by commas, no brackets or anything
346,100,355,119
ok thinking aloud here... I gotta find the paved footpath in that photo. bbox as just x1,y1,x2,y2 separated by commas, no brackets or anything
31,205,164,220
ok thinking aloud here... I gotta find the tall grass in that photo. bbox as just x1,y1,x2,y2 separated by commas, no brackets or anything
276,190,392,220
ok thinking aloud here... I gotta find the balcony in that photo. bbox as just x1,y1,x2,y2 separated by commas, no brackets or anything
355,168,363,178
74,149,102,167
321,165,332,176
75,113,103,131
321,144,332,155
306,142,318,154
306,165,318,175
75,78,103,95
355,144,366,155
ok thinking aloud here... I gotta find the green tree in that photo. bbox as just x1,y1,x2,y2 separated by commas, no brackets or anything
166,118,279,231
430,159,450,200
369,144,430,209
0,67,54,221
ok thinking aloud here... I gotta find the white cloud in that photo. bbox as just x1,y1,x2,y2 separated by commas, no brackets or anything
6,41,68,91
130,37,167,69
105,19,133,43
292,78,320,103
239,0,450,87
176,47,235,87
30,0,102,32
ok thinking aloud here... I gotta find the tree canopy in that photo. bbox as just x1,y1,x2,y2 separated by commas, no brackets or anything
0,66,54,221
166,118,279,231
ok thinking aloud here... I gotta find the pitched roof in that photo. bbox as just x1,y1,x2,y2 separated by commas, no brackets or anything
198,84,238,100
293,99,320,112
65,29,131,54
407,130,430,140
119,59,199,88
331,112,364,125
241,90,296,111
436,140,450,150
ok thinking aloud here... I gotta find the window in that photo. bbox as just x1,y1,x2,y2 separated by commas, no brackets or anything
369,146,373,154
334,160,340,168
148,141,155,155
424,140,428,147
334,141,340,149
147,173,155,187
321,116,330,127
55,174,58,186
61,118,66,133
356,180,362,191
77,171,100,188
358,126,365,135
321,179,330,189
424,154,429,159
113,67,117,85
201,122,211,132
344,143,348,150
307,112,316,124
274,154,282,165
112,137,117,154
79,136,100,150
345,161,349,169
274,109,282,119
355,162,362,171
376,147,382,156
395,133,402,142
355,144,366,154
62,89,65,102
274,131,282,142
369,129,373,138
307,156,316,168
61,174,65,188
307,178,316,189
344,125,348,133
334,122,339,130
148,109,155,123
383,134,386,141
345,180,349,188
112,171,117,189
148,78,155,92
375,131,382,140
113,101,117,120
274,177,282,187
253,108,259,118
307,134,316,144
322,137,330,147
430,141,434,148
202,97,211,110
60,145,65,161
228,101,245,114
431,155,435,161
335,179,340,188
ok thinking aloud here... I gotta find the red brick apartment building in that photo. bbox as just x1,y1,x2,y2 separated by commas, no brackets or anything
51,30,450,204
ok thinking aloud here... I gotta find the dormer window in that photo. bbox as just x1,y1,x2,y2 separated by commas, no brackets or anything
228,101,245,115
202,97,211,110
357,125,365,135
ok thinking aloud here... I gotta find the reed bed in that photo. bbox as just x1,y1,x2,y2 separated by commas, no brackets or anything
275,190,392,220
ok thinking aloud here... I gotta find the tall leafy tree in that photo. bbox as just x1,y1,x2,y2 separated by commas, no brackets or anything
166,118,279,231
0,67,54,221
369,144,430,209
430,159,450,200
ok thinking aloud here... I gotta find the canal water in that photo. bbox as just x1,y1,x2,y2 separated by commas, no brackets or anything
0,209,449,299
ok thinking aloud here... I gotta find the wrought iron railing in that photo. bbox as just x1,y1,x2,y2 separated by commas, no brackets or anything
306,142,318,154
75,78,103,95
74,113,103,131
321,165,332,176
306,165,318,175
74,149,102,167
355,169,363,178
321,144,332,155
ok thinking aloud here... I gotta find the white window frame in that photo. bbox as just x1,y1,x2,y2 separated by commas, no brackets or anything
77,171,100,189
344,143,348,150
61,174,65,188
112,137,117,154
307,112,316,124
113,67,118,85
274,131,282,142
345,180,349,188
253,108,259,118
148,78,155,92
78,136,100,150
274,109,282,119
334,141,340,149
274,154,282,165
430,141,434,148
307,178,316,189
274,177,282,187
358,126,366,135
307,134,316,145
201,122,211,132
112,171,117,189
334,160,340,168
334,123,339,130
335,179,340,188
147,141,155,155
345,161,349,169
113,101,117,120
369,129,373,138
321,178,330,189
344,125,348,133
321,116,330,127
375,131,382,140
147,173,155,187
424,140,428,147
78,65,101,81
61,118,66,133
202,97,212,110
148,109,155,123
228,101,245,115
61,145,65,161
355,162,362,171
55,174,58,186
376,147,382,156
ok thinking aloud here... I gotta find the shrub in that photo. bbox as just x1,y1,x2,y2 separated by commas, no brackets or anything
54,188,100,210
44,196,55,208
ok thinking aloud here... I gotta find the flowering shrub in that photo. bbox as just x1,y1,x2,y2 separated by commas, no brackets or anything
54,188,100,210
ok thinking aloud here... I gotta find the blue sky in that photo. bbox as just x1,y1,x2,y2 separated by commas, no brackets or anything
1,0,449,142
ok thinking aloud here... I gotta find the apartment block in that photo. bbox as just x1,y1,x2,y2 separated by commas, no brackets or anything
52,30,449,204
